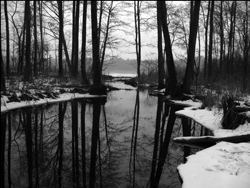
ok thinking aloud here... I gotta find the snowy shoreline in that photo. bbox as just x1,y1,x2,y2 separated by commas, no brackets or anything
1,93,106,113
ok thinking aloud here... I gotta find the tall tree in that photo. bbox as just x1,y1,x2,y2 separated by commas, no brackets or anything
207,0,214,78
58,1,63,77
39,0,44,71
4,1,10,79
24,0,31,81
157,1,164,89
71,1,76,76
203,1,210,78
243,1,249,91
134,1,141,79
183,1,201,93
34,1,38,77
70,1,80,77
219,1,224,73
74,1,80,77
158,1,177,96
100,1,114,72
1,3,6,93
81,0,89,85
91,1,102,90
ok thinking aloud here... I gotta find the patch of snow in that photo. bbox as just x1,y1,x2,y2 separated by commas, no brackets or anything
178,142,250,188
175,107,223,131
1,93,106,113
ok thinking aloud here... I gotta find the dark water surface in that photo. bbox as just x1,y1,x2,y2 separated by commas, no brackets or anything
1,81,187,188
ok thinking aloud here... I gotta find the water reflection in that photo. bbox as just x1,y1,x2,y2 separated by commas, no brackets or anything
1,83,197,188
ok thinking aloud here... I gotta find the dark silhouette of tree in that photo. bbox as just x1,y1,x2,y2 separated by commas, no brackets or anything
203,1,210,78
100,1,114,72
158,1,177,96
39,1,44,71
9,2,24,74
91,0,102,91
4,1,10,79
134,1,142,79
58,1,63,77
219,1,224,73
24,0,32,81
183,1,201,93
157,2,164,89
243,1,249,91
1,3,6,92
81,0,89,85
208,0,214,78
71,1,80,77
34,1,38,77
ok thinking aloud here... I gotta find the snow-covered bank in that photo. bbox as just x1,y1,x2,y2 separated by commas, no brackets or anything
175,106,250,137
177,142,250,188
1,93,106,113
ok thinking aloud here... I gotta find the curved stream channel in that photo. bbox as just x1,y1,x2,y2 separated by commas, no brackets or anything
2,81,190,188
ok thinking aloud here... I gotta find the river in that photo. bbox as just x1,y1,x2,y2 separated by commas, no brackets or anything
2,81,186,188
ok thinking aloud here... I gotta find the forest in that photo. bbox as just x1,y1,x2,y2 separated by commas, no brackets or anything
1,1,250,188
1,1,249,94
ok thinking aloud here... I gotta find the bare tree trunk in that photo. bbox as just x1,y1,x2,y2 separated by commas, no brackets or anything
81,0,89,85
157,1,164,89
183,0,201,93
208,0,214,78
231,1,237,75
0,3,6,92
4,1,10,79
74,1,80,77
243,1,249,92
158,1,177,95
91,0,102,90
134,1,141,79
100,1,114,72
58,1,63,77
62,33,72,74
204,1,210,78
219,1,224,73
34,1,38,77
24,0,31,81
39,1,44,71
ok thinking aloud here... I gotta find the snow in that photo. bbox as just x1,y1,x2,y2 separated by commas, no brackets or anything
177,141,250,188
1,93,106,113
175,107,223,131
175,106,250,137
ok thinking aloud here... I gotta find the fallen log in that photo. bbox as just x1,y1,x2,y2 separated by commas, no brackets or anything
174,133,250,148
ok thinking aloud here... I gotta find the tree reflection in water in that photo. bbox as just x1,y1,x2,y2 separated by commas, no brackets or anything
1,88,194,188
